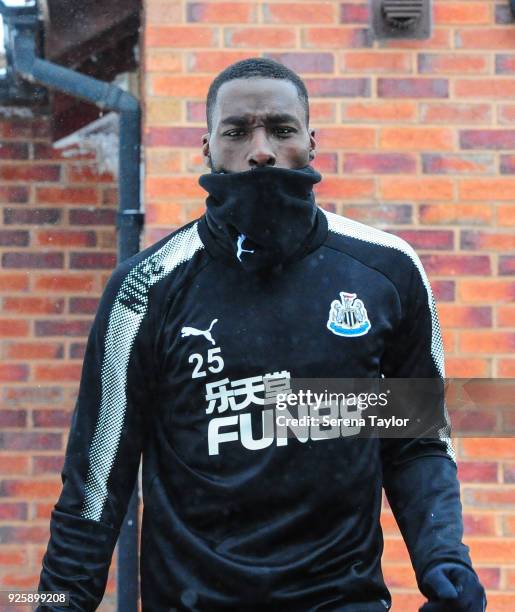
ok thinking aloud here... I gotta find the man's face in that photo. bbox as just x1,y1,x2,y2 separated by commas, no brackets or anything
202,77,316,173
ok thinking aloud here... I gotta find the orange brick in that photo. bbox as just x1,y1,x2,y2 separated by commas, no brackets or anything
2,571,46,588
183,202,207,223
146,150,182,175
460,332,515,354
35,230,96,248
144,50,183,73
66,165,114,184
146,202,184,225
418,53,488,75
314,177,373,200
419,203,493,226
456,79,515,99
146,127,208,148
0,363,29,382
303,27,368,49
146,99,182,124
499,104,515,125
499,360,515,377
382,538,410,563
382,564,417,589
380,127,453,151
341,52,412,73
459,280,515,303
34,274,95,292
188,2,255,23
342,101,417,122
4,342,63,360
499,306,515,327
474,568,501,592
146,26,218,48
226,27,295,48
505,515,515,536
0,319,29,338
467,538,515,563
185,151,207,173
438,305,491,329
151,75,212,97
444,358,490,378
263,3,335,24
380,178,453,201
144,228,175,248
145,1,182,25
187,51,252,73
464,488,515,509
462,439,515,460
3,297,64,315
498,205,515,227
34,502,54,520
458,457,499,485
383,29,450,50
460,179,515,201
506,569,515,589
390,594,426,609
0,550,27,565
316,127,375,150
420,103,491,124
33,187,97,207
0,456,29,475
435,3,490,25
34,364,82,382
442,329,455,354
457,28,515,50
0,273,29,292
0,480,61,499
423,153,494,175
309,101,336,123
146,177,205,200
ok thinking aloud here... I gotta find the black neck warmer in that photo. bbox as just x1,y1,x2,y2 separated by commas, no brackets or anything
199,165,322,272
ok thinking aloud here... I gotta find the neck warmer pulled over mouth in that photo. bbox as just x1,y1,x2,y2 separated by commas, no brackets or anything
199,165,322,272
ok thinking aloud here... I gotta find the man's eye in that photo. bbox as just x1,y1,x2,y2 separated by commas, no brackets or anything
225,129,246,137
274,127,295,137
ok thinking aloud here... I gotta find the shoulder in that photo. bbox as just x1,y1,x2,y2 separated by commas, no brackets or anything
322,208,429,288
323,209,419,266
100,219,205,312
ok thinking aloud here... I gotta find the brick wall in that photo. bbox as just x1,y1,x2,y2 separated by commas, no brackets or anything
0,1,513,610
0,112,118,610
143,1,515,610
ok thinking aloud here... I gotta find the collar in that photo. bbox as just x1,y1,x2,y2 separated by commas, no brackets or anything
197,207,328,271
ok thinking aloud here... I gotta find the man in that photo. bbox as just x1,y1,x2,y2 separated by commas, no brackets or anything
37,58,486,611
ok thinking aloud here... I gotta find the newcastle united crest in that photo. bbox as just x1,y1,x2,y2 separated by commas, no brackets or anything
327,291,371,337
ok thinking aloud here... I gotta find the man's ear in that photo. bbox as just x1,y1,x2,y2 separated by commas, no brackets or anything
202,133,211,168
309,128,316,161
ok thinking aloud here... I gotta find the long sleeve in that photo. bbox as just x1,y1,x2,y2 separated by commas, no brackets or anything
379,252,474,589
37,261,155,611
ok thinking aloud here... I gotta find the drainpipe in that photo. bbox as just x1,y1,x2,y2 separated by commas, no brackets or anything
11,24,142,612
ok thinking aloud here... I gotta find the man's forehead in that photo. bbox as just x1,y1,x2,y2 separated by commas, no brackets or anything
213,77,305,124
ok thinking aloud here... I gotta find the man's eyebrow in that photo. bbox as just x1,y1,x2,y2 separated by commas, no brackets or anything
219,113,301,127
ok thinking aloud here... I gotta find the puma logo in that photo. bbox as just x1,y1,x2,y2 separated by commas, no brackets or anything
180,318,218,345
236,234,254,262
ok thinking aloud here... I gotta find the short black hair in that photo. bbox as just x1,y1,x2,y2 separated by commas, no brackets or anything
206,57,310,132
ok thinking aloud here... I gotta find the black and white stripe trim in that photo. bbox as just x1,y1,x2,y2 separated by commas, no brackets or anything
81,223,204,521
323,209,455,462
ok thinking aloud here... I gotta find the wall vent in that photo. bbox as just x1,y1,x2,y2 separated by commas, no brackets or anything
371,0,431,40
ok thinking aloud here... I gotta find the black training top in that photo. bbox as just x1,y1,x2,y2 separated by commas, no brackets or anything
37,209,473,611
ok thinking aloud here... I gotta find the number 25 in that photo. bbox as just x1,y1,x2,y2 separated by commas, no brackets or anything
189,347,224,378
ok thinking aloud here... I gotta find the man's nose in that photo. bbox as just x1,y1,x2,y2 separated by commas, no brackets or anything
247,128,276,167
